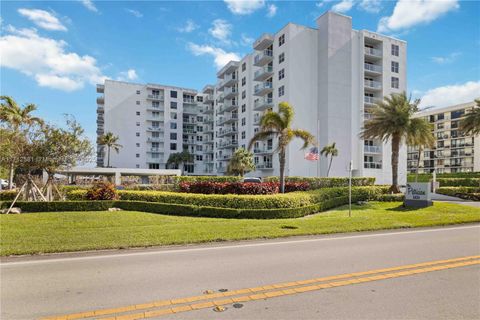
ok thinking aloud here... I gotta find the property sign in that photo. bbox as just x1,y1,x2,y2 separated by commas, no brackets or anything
404,183,432,208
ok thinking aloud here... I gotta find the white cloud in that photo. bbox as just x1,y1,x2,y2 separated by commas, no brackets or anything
266,4,277,17
187,43,240,70
240,33,254,46
80,0,98,13
378,0,459,33
117,69,138,81
358,0,382,13
0,26,106,91
332,0,355,13
125,9,143,18
18,8,67,31
419,81,480,109
431,52,461,64
209,19,232,43
177,19,199,33
224,0,265,15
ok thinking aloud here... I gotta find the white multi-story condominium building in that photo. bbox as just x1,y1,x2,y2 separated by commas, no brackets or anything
212,11,407,184
97,12,407,184
407,101,480,174
96,80,214,174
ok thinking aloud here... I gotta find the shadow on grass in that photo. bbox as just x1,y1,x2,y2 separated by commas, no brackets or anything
386,204,425,212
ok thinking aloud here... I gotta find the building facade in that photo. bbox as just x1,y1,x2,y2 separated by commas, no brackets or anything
97,11,408,184
407,101,480,174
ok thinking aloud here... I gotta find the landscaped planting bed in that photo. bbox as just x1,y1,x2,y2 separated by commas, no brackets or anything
436,187,480,201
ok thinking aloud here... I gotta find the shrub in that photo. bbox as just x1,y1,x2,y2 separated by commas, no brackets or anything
179,182,281,195
86,182,118,200
123,184,175,191
408,172,480,182
437,178,480,187
436,187,480,201
0,200,115,212
0,190,17,201
263,176,375,189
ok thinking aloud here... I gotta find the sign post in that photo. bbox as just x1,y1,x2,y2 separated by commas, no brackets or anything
348,161,352,217
404,183,432,208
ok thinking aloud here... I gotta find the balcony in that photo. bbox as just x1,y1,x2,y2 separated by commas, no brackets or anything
204,126,214,133
254,65,274,82
183,106,198,114
96,96,104,105
364,145,382,153
203,116,214,124
223,73,238,87
203,106,214,114
183,128,196,134
364,162,382,169
254,82,273,96
220,154,232,161
224,87,238,99
218,114,238,126
147,126,164,132
254,147,273,154
147,157,164,163
183,98,196,105
364,63,382,75
254,33,274,50
147,94,164,101
203,147,214,154
97,106,104,114
147,137,164,142
219,140,238,149
364,96,380,106
204,95,214,103
254,49,273,67
182,139,196,145
148,148,164,153
218,127,238,137
363,113,374,120
253,115,262,125
146,105,164,111
147,115,164,121
254,97,273,111
217,167,227,173
364,47,382,58
217,92,224,102
257,163,273,170
96,84,104,93
223,100,239,112
364,79,382,90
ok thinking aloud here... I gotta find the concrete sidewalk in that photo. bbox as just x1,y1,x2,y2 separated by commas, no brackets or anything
432,193,480,208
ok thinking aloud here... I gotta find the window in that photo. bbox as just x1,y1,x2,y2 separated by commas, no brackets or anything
136,111,140,116
242,62,246,72
391,61,399,73
152,132,160,138
197,126,203,132
170,91,177,98
196,135,203,142
149,163,160,169
170,122,177,129
391,44,399,56
136,90,140,94
136,132,140,137
196,155,203,161
170,143,177,150
136,164,140,168
242,104,246,113
279,53,285,64
279,34,285,46
136,143,140,147
278,85,285,97
391,77,399,89
171,112,177,120
242,91,246,99
279,69,285,80
451,110,465,119
241,131,246,139
170,133,177,140
242,77,246,86
196,96,203,102
135,153,140,158
241,117,246,126
170,101,177,109
136,101,140,105
136,122,140,126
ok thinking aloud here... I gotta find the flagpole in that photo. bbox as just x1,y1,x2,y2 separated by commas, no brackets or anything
317,119,320,178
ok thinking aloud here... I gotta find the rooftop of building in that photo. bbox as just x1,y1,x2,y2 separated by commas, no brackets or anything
415,100,479,117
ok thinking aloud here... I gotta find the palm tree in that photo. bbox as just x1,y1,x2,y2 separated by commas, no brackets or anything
0,96,44,189
320,142,338,177
248,102,316,193
361,92,430,193
460,99,480,136
166,151,194,175
227,148,255,176
98,132,122,167
407,117,435,182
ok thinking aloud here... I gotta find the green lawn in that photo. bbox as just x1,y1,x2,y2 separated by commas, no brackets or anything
1,202,479,256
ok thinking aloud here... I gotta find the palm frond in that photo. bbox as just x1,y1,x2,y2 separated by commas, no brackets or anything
290,129,316,149
247,131,276,150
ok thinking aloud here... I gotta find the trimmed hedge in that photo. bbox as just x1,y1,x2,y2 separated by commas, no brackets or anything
0,190,17,201
436,187,480,201
263,176,375,189
408,172,480,182
437,178,480,187
0,201,115,212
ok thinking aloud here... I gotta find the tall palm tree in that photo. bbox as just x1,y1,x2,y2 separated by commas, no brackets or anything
361,92,430,193
460,99,480,136
407,117,435,182
227,148,255,176
248,102,316,193
166,151,194,175
0,96,44,189
320,142,338,177
98,132,122,167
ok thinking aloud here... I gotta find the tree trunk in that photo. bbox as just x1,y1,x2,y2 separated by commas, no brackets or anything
8,162,14,190
390,135,401,193
107,147,111,167
279,149,286,193
415,146,422,183
327,155,333,177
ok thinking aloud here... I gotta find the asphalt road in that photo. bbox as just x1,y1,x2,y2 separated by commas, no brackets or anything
1,225,480,320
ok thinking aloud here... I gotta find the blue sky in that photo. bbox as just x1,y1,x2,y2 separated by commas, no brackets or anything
1,0,479,141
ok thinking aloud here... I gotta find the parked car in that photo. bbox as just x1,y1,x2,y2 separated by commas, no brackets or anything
243,177,262,184
0,179,14,190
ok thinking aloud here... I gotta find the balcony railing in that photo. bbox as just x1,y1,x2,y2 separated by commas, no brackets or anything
147,94,164,101
147,137,164,142
364,96,379,104
254,65,274,81
147,127,164,132
254,97,273,110
364,79,382,89
254,49,273,66
254,82,273,96
364,162,382,169
96,96,104,105
183,98,196,104
219,127,238,136
254,147,273,154
364,63,382,73
364,47,382,57
364,145,382,153
257,163,273,170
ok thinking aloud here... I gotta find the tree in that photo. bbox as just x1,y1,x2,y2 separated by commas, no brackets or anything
166,151,194,175
248,102,316,193
98,132,122,167
361,92,431,193
320,142,338,177
460,99,480,136
227,148,255,176
0,96,44,189
407,116,435,182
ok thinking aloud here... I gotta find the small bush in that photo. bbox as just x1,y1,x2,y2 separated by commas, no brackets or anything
86,182,118,200
0,190,17,201
123,184,175,191
263,176,375,189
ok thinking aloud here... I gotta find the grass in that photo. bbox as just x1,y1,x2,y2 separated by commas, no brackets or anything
1,202,479,256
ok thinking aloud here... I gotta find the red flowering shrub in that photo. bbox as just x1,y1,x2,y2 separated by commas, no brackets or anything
86,182,119,200
178,181,309,195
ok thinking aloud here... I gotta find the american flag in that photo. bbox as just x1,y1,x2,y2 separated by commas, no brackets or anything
304,147,319,161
